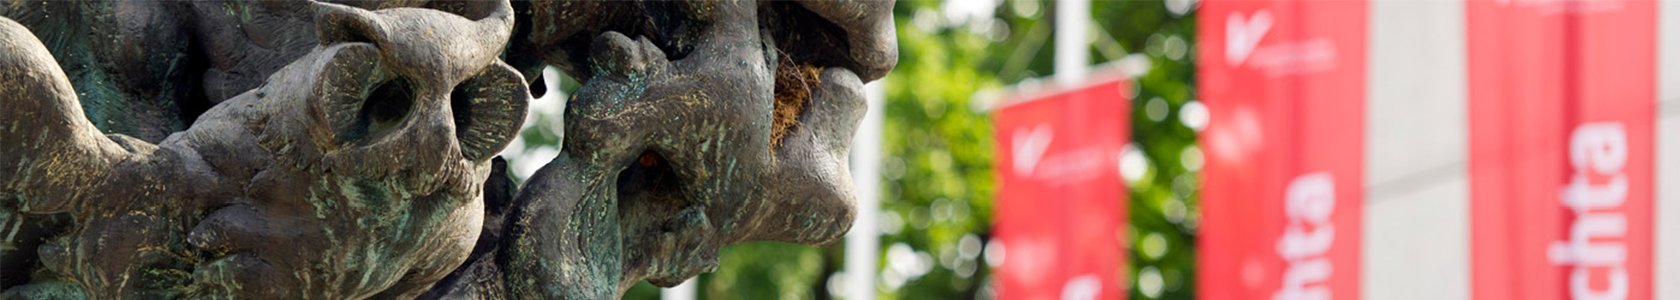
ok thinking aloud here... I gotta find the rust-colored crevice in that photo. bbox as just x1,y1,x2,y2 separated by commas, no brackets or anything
770,53,822,152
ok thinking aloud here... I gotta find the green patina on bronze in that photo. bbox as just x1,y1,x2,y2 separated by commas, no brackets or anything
0,1,896,299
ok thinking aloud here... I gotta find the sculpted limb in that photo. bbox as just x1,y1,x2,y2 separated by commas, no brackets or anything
0,17,134,216
1,1,528,298
0,0,896,298
428,1,896,298
0,16,138,300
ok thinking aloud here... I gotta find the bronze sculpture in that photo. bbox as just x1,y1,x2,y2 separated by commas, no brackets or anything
0,0,895,299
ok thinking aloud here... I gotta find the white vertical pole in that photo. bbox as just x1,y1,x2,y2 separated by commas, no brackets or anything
844,80,886,300
1655,1,1680,298
1055,0,1091,85
660,279,697,300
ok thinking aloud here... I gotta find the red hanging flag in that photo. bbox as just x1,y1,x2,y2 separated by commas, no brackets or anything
1467,1,1657,300
992,76,1131,300
1198,0,1368,299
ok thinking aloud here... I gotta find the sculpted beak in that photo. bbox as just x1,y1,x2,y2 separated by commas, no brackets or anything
739,67,868,245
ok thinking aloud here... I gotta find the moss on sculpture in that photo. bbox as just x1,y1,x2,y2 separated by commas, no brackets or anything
0,1,897,299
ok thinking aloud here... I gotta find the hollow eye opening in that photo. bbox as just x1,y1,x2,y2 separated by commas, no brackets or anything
616,150,696,234
449,82,475,146
446,64,529,161
344,77,416,143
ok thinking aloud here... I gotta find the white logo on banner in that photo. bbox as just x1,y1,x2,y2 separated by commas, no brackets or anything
1225,10,1273,67
1276,172,1334,300
1550,122,1630,300
1224,9,1338,77
1012,125,1053,177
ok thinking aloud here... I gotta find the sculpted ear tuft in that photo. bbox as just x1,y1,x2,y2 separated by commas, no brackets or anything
450,62,530,161
314,2,387,46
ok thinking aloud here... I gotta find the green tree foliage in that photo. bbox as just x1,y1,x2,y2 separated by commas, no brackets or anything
1097,0,1200,299
516,1,1202,299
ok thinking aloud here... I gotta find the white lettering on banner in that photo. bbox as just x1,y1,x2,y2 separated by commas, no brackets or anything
1276,173,1335,300
1033,146,1110,186
1247,39,1338,78
1549,122,1629,300
1223,10,1337,77
1008,123,1117,186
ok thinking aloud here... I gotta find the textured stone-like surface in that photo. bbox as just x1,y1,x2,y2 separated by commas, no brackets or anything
0,2,526,298
0,0,896,298
428,1,897,298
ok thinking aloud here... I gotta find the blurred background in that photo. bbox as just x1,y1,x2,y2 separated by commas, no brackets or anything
500,0,1197,299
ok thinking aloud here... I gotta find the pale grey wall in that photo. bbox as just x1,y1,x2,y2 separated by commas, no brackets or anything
1365,1,1470,299
1656,1,1679,298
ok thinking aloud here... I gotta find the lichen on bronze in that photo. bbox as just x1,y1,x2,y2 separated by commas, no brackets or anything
0,0,897,299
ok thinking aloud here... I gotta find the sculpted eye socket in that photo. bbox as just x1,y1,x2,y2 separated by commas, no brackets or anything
642,1,702,61
345,77,416,143
449,63,530,161
314,43,414,145
759,1,849,70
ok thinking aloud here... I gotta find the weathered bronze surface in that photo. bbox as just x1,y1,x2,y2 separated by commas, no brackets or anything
0,0,894,299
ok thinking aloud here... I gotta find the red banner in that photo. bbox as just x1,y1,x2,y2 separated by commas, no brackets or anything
1198,1,1367,299
1467,2,1657,300
992,77,1129,300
